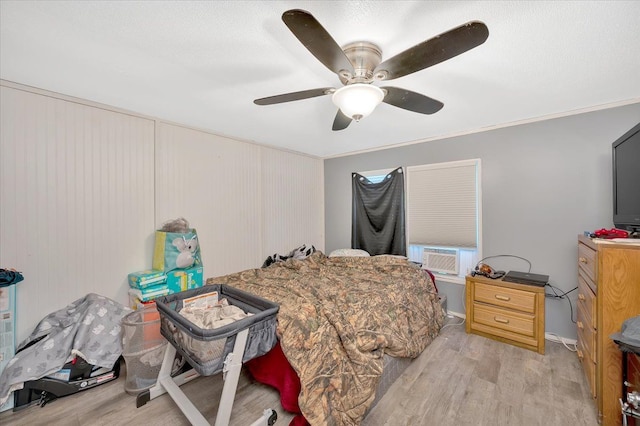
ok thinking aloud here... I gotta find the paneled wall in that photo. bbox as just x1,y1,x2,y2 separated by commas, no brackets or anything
155,123,325,276
0,82,324,343
155,122,263,274
260,148,324,258
0,85,156,342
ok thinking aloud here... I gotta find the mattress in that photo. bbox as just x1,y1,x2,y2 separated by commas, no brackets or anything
370,355,412,411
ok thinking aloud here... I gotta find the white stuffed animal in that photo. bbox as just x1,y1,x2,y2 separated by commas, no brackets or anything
173,235,198,268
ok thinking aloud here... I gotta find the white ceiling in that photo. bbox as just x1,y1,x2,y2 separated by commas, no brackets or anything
2,1,639,158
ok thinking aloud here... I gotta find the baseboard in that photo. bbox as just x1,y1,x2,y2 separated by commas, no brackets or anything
442,315,575,346
544,332,577,345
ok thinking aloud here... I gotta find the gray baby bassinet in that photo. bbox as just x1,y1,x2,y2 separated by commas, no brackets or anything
137,285,280,426
156,284,279,376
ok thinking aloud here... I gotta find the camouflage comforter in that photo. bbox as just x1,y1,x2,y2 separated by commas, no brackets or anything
207,252,444,425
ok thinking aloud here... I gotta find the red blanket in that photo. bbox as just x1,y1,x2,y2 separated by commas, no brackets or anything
246,341,309,426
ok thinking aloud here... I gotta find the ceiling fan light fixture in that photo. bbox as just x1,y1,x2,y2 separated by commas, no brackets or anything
332,84,384,121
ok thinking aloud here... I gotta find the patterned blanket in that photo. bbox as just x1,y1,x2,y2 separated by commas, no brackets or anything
208,252,444,425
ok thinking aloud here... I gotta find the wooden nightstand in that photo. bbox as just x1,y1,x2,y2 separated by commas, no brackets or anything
465,274,545,354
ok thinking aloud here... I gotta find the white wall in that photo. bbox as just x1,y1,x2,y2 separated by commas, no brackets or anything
0,82,324,343
155,122,263,274
260,148,324,259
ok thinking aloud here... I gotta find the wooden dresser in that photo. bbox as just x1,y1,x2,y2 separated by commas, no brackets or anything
465,274,545,354
576,235,640,425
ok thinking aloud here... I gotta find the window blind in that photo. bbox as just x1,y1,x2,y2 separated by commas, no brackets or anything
406,160,479,248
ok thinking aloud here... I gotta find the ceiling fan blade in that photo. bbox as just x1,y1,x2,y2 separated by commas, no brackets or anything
382,87,444,114
375,21,489,81
332,109,352,131
282,9,354,76
254,87,333,105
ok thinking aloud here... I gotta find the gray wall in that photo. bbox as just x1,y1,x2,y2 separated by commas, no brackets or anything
324,103,640,340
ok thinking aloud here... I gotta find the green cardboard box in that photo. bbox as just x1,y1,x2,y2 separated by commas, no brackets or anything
128,284,171,302
128,269,167,289
166,266,203,293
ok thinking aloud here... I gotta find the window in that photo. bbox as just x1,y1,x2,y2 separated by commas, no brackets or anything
357,168,397,183
406,159,481,283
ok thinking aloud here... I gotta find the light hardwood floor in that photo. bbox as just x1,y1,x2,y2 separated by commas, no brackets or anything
0,318,598,426
364,318,598,426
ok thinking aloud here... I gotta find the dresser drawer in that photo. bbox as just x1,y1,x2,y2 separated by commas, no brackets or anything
474,282,535,314
472,302,535,337
578,241,596,284
577,302,596,364
577,275,597,330
577,337,597,399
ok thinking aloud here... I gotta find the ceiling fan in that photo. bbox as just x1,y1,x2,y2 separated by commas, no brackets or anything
254,9,489,131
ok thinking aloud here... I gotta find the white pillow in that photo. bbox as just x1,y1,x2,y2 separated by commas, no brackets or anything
329,248,370,257
375,254,408,260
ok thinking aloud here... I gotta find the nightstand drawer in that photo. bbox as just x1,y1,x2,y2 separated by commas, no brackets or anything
474,282,535,314
472,302,535,337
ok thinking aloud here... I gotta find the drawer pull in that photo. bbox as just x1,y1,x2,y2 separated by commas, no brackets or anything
494,316,510,324
578,293,586,301
579,257,588,264
494,294,511,301
577,321,584,330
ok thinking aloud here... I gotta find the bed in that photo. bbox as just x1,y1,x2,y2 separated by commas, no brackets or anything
207,251,444,425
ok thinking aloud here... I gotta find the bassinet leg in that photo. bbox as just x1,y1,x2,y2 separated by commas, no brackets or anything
214,328,249,426
213,329,277,425
138,343,208,425
249,409,278,426
139,326,276,425
160,375,209,426
136,342,199,407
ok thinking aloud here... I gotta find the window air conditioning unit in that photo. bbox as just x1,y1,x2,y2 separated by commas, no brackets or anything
422,248,459,275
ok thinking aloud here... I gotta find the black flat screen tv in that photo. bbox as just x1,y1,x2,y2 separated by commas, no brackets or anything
612,122,640,236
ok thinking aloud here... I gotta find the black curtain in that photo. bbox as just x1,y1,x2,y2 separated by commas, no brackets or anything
352,167,406,256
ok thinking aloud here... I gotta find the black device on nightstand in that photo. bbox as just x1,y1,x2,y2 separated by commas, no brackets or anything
502,270,548,287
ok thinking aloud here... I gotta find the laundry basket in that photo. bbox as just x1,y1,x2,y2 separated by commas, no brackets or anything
121,304,167,395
